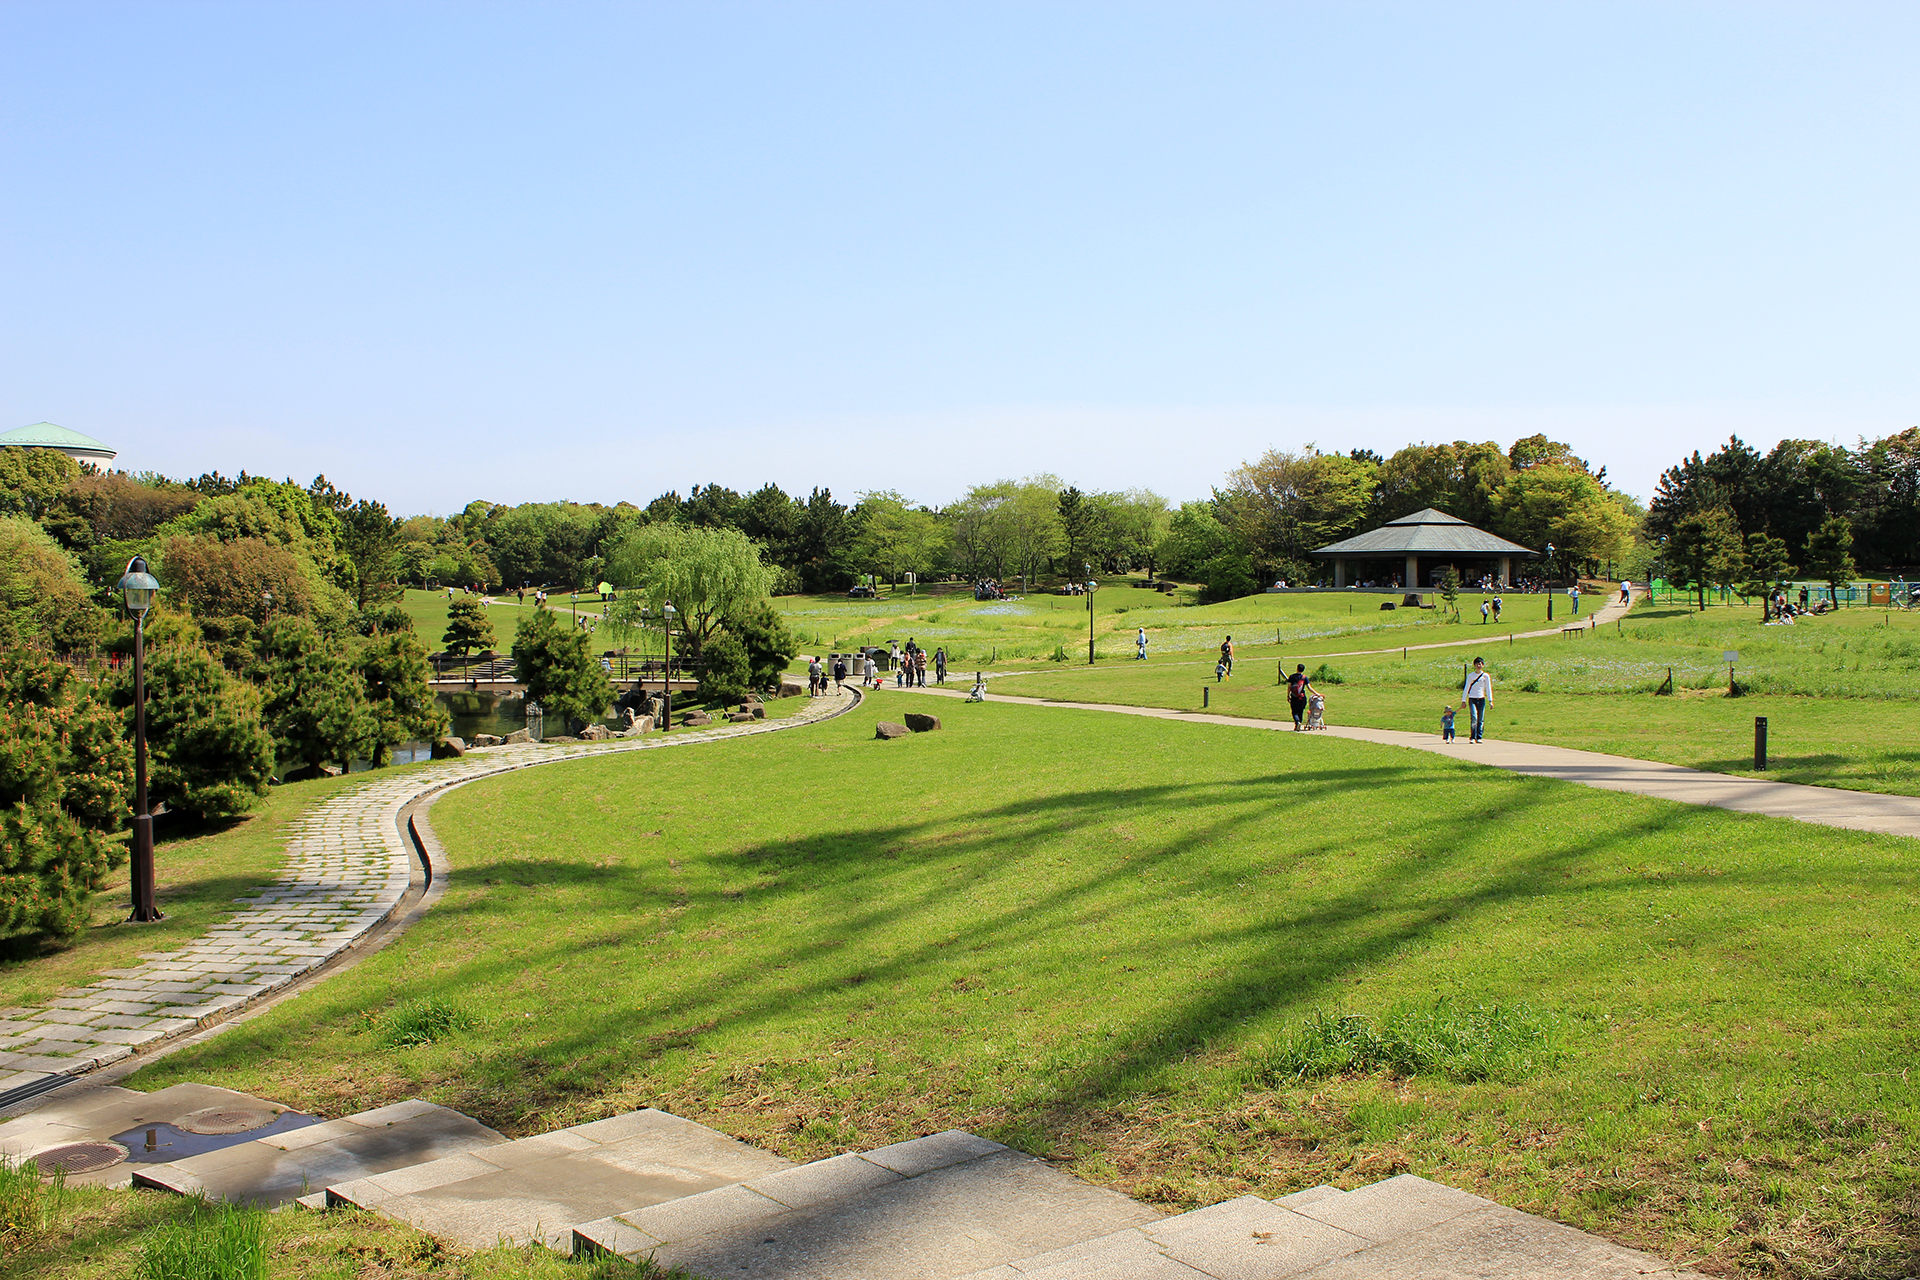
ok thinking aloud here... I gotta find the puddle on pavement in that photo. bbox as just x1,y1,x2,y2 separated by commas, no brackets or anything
110,1111,323,1163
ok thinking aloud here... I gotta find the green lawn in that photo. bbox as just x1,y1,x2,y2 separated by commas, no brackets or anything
403,589,605,653
124,701,1920,1277
992,603,1920,796
772,583,1580,666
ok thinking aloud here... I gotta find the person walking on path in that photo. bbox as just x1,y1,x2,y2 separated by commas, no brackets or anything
1569,585,1580,615
832,655,847,689
1286,664,1313,730
1491,596,1502,623
1480,599,1490,624
1136,626,1148,660
934,647,947,684
1619,580,1631,605
1441,705,1456,742
864,652,878,688
1220,636,1234,677
1462,657,1493,743
808,657,823,696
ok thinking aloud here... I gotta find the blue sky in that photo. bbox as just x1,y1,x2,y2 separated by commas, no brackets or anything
4,2,1916,513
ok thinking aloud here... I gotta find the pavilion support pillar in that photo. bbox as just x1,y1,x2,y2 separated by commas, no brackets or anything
1500,555,1512,587
1333,558,1346,588
1405,554,1419,590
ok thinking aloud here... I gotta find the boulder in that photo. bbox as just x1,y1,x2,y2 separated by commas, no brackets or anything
750,706,766,719
728,711,755,723
778,678,806,699
504,728,531,744
580,724,612,741
874,721,911,740
680,711,712,727
903,713,942,733
431,737,467,759
621,715,653,736
471,733,503,747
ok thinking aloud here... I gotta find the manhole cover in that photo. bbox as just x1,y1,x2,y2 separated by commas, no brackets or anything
34,1141,128,1175
177,1107,279,1135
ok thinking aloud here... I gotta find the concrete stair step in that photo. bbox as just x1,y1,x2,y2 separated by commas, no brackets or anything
961,1175,1704,1280
325,1107,791,1250
133,1099,506,1207
0,1082,316,1189
573,1129,1161,1280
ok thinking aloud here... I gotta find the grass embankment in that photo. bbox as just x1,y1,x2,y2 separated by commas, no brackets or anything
773,583,1574,666
0,772,384,1011
127,703,1920,1277
403,590,607,652
1,1164,673,1279
994,604,1920,797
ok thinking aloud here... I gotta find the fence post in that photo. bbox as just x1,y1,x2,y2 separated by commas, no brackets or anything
1754,716,1768,771
1202,685,1210,708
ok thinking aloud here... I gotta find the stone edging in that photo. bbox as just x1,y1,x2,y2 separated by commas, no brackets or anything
0,685,862,1107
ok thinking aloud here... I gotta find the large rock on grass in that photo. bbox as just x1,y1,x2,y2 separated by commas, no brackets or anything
778,678,805,698
431,737,467,759
471,733,503,747
504,728,531,744
680,711,712,727
728,711,755,723
281,763,342,782
903,713,942,733
579,724,612,741
875,721,911,740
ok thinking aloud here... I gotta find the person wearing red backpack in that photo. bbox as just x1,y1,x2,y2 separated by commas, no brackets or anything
1286,664,1313,730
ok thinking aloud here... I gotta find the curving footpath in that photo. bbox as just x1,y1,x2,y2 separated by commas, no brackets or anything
0,685,860,1109
874,678,1920,840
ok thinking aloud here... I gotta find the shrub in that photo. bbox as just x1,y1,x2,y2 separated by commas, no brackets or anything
0,654,132,942
359,630,448,765
1520,678,1541,693
0,516,103,651
1311,663,1345,685
724,602,798,691
1246,999,1563,1084
255,619,373,774
377,996,474,1047
697,631,752,704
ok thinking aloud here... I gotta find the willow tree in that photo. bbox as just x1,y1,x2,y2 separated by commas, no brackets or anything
607,524,772,657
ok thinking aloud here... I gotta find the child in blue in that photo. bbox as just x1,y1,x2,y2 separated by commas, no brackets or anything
1441,705,1456,742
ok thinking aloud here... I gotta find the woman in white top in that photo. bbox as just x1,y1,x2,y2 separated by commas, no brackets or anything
1461,657,1493,743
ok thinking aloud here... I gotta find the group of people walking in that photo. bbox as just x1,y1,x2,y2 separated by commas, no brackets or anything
807,641,948,696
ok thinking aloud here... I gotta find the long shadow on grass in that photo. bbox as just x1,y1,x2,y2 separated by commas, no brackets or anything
356,755,1881,1139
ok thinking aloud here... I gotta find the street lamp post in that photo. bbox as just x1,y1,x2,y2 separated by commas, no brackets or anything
661,602,676,733
1545,543,1555,621
118,557,164,923
1085,564,1098,664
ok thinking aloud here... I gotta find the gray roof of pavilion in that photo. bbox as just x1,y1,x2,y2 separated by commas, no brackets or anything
1310,508,1538,558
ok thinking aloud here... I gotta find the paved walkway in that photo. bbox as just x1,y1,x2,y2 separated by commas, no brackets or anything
875,679,1920,840
0,685,860,1103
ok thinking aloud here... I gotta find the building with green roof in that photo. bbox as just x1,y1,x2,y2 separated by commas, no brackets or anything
1310,508,1538,589
0,422,117,462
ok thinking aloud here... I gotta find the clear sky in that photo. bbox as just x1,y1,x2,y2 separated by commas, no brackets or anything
5,2,1916,514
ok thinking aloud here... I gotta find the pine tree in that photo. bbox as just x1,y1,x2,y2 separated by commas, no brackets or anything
1802,516,1857,604
109,642,274,819
724,601,798,692
441,596,495,656
361,630,449,764
510,607,611,732
257,620,373,775
0,654,133,942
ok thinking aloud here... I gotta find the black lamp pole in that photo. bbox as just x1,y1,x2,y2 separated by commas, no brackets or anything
119,556,163,922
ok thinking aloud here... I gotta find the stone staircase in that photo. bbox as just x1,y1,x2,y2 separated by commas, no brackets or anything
2,1087,1700,1278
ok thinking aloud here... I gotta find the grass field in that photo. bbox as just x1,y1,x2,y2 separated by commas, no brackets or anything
772,583,1578,666
120,702,1920,1277
0,1171,674,1279
991,603,1920,796
402,589,592,652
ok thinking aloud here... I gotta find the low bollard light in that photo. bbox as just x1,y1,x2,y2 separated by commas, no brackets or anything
1754,716,1768,771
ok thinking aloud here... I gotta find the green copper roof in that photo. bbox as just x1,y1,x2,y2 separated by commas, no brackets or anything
1312,508,1539,558
0,422,116,456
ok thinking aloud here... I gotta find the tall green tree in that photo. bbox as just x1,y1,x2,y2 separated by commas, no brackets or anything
1739,532,1796,602
0,654,132,942
510,607,612,731
256,620,373,775
1665,507,1746,611
0,516,104,651
441,596,496,656
339,499,403,608
1487,466,1636,580
852,493,947,585
1802,516,1857,604
725,601,799,692
0,447,80,523
108,642,274,820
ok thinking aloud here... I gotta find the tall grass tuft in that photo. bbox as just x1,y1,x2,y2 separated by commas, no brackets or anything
1246,999,1563,1085
377,995,475,1047
139,1201,268,1280
0,1156,67,1255
1311,663,1345,685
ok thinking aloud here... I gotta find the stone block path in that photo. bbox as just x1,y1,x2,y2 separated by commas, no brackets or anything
0,685,858,1104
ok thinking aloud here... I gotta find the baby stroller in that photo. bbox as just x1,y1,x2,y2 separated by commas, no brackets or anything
967,674,988,703
1305,693,1326,730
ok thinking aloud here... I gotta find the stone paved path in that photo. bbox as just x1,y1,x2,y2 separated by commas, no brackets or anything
0,686,859,1101
876,674,1920,840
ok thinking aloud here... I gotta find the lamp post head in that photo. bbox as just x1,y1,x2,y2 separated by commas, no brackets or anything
118,557,160,614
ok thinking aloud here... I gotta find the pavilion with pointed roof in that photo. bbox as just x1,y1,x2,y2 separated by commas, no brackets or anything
1310,508,1538,589
0,422,117,462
